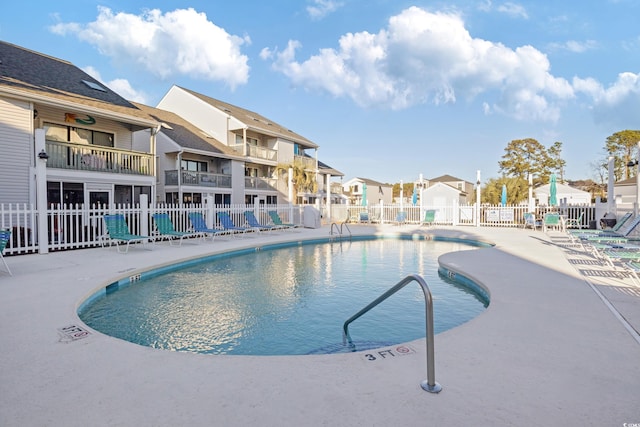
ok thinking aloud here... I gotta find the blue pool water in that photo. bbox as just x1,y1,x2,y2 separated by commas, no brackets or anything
79,236,489,355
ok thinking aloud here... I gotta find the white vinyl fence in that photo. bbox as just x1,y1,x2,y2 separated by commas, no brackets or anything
0,199,612,257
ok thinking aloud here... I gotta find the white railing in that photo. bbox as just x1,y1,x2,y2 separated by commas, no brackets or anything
0,202,303,256
0,200,610,257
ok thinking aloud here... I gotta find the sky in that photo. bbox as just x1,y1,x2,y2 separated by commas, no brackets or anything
2,1,639,185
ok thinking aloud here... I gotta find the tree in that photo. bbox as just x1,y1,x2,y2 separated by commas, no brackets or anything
274,161,317,200
497,138,563,185
481,176,529,204
604,130,640,180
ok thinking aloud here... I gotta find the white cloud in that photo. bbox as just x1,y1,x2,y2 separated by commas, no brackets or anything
50,7,250,90
575,72,640,126
548,40,598,53
496,2,529,19
307,0,343,20
82,66,148,103
266,7,573,121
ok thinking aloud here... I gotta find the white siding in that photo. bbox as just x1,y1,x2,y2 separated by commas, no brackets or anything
0,96,32,204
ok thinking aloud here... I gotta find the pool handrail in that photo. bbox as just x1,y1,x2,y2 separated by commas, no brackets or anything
330,221,351,240
342,273,442,393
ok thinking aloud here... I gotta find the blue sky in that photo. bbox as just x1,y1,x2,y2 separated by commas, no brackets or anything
2,1,639,185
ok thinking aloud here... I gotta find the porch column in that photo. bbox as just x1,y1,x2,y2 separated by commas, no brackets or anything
35,129,48,254
325,173,331,223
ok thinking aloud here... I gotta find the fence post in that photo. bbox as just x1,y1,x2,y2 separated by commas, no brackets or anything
140,194,149,237
35,129,49,254
205,196,215,228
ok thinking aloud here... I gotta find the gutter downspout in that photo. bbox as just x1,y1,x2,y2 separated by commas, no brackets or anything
150,124,161,205
177,150,184,206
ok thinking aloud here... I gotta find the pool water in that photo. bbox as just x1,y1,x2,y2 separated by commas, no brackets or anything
79,237,489,355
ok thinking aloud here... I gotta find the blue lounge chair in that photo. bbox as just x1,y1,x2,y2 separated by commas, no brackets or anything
268,210,299,231
103,214,149,253
543,213,561,233
152,213,200,246
394,211,407,226
244,211,283,233
187,212,228,241
217,211,250,236
0,228,12,276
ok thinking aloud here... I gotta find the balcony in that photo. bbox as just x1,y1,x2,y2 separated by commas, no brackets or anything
294,154,316,170
165,170,232,188
245,176,278,191
45,140,153,176
230,143,277,162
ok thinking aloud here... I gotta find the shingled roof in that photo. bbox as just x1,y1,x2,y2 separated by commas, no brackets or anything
0,41,156,127
177,86,318,149
131,102,240,158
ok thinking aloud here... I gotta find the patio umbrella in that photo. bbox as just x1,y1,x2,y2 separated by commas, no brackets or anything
361,182,367,206
501,184,507,206
549,173,557,206
412,186,417,205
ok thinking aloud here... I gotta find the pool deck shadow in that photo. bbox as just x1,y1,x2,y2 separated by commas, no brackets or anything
1,225,639,426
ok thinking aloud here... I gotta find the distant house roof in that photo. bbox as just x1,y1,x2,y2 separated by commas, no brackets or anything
176,86,318,149
0,41,157,128
354,177,390,187
132,102,240,159
429,174,470,183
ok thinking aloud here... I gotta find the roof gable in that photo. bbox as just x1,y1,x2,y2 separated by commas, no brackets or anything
177,86,317,149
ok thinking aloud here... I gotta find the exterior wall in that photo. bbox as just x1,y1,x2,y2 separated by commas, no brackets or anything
423,184,461,208
35,104,134,149
157,86,242,145
0,96,32,204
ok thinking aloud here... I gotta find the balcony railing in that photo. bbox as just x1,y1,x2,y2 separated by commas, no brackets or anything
165,170,232,188
45,140,153,176
245,176,278,191
294,154,316,170
230,143,277,162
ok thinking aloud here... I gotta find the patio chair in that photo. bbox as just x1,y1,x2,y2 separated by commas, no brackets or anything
564,211,584,230
268,210,300,231
0,228,12,276
577,215,640,244
102,214,150,254
422,209,436,226
569,212,632,236
393,211,407,226
187,212,228,241
359,212,371,223
542,213,562,233
244,211,283,233
523,212,541,230
216,211,250,236
152,213,200,246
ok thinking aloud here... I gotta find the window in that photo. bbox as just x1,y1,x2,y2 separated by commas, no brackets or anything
181,159,208,172
266,195,277,204
44,122,114,147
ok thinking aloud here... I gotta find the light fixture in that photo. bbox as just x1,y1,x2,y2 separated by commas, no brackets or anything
627,160,638,167
38,149,49,160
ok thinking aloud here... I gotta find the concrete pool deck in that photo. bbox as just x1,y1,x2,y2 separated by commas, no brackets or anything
1,225,639,426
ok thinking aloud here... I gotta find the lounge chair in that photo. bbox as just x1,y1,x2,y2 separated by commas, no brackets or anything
187,212,228,241
542,213,562,233
268,210,300,231
577,215,640,243
0,228,12,276
523,212,541,230
217,211,251,236
102,214,150,253
422,209,436,226
393,211,407,226
569,212,632,236
244,211,283,233
564,211,584,230
359,212,371,223
152,213,200,246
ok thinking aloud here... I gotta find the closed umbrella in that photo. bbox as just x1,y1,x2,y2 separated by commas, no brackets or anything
361,183,367,206
412,186,417,205
549,173,557,206
501,184,507,206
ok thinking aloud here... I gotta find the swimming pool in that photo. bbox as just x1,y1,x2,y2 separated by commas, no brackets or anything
79,236,490,356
